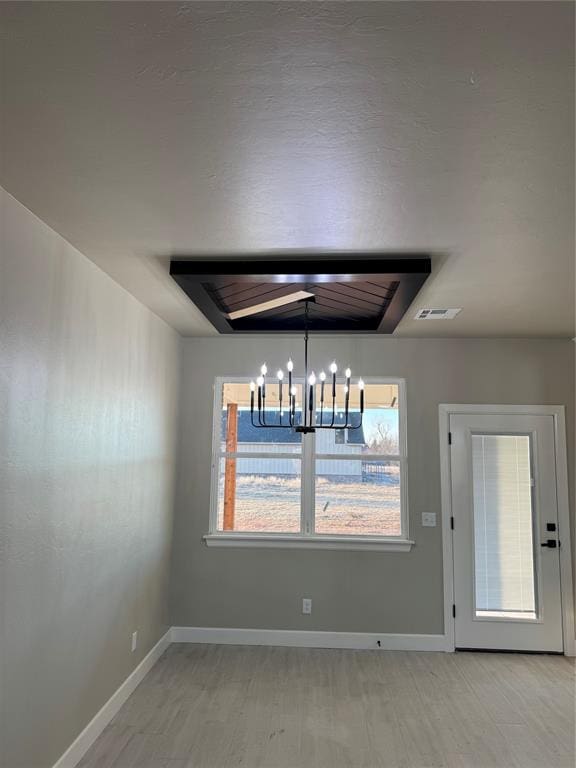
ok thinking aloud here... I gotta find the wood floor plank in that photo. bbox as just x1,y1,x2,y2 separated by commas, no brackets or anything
78,645,575,768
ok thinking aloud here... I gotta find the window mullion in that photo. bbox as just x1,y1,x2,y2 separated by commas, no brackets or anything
301,431,315,535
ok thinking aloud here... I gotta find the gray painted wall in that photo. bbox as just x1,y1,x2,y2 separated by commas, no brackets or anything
0,188,180,768
171,336,574,635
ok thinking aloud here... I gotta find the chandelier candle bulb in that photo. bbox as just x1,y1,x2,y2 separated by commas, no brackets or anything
277,370,284,412
319,371,326,403
260,363,267,398
256,375,264,411
344,369,351,422
330,362,337,398
308,372,316,417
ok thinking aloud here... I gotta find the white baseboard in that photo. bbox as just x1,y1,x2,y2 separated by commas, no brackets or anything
170,626,449,651
52,629,171,768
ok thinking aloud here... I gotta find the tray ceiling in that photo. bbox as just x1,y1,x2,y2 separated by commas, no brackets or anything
170,257,430,333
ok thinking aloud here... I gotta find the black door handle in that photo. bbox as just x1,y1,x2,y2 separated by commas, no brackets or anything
541,539,557,548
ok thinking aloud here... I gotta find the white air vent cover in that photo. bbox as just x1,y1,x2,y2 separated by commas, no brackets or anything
415,308,461,320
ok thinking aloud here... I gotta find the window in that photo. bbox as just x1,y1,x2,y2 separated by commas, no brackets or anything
206,378,410,550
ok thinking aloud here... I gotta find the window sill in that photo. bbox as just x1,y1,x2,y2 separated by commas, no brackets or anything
203,533,414,552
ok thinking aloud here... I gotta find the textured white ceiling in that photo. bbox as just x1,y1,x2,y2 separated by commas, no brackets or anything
1,1,573,337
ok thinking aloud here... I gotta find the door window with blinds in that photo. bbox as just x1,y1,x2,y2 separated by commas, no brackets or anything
209,378,408,543
472,433,538,620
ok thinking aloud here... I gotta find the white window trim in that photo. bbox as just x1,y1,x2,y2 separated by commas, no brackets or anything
204,533,413,551
206,376,411,551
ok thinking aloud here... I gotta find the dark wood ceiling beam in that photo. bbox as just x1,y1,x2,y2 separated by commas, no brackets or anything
170,256,431,283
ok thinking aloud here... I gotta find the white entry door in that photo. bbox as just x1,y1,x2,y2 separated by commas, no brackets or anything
450,412,564,652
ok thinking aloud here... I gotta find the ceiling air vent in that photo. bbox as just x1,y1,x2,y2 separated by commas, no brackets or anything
415,308,461,320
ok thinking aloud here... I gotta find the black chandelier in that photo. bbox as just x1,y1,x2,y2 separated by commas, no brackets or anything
249,300,364,434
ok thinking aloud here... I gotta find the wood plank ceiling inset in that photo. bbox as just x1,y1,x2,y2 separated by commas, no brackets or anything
170,256,431,334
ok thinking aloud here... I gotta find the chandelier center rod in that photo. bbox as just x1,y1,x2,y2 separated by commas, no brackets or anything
304,299,310,427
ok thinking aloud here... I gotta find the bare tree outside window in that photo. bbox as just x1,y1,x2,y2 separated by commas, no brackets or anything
366,421,399,455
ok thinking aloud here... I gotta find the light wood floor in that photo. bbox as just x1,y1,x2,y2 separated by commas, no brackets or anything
78,644,575,768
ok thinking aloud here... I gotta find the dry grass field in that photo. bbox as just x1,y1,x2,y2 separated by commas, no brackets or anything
218,472,401,535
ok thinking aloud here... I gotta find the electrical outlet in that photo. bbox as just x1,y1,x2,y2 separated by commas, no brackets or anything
302,598,312,615
131,631,138,652
422,512,437,527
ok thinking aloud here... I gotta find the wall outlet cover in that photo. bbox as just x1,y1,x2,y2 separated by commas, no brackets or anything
302,598,312,615
421,512,437,527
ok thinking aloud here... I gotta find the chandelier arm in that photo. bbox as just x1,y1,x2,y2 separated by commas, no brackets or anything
328,393,337,428
317,415,363,431
262,404,284,428
253,407,293,429
253,410,299,430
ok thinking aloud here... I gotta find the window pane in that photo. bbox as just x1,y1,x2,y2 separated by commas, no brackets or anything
220,382,302,452
362,383,399,454
472,434,537,619
314,459,401,535
217,457,301,533
315,382,399,455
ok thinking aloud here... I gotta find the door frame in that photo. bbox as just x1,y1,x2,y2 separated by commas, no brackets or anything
439,404,575,656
